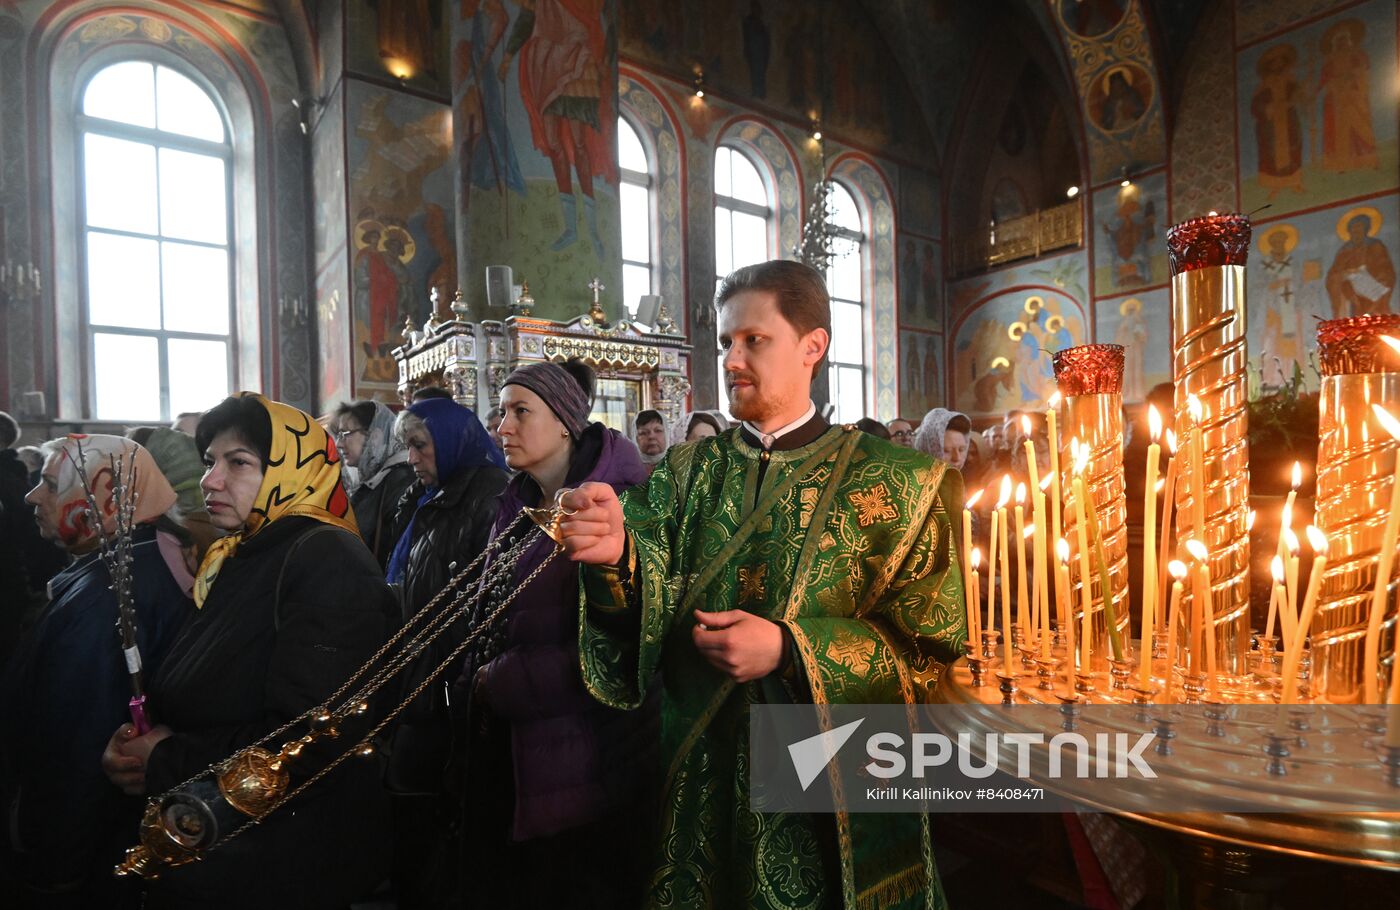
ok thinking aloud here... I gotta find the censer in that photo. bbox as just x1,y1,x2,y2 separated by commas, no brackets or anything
115,496,577,879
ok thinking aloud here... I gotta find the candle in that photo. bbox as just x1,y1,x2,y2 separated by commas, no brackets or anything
1164,560,1187,681
1186,394,1207,542
1056,538,1074,682
1265,555,1286,646
1281,527,1300,654
962,488,983,641
987,503,999,639
1141,406,1162,673
1080,458,1125,661
1366,403,1400,703
1185,539,1216,692
1157,430,1178,616
1280,526,1328,704
967,547,982,647
1275,461,1303,571
1015,483,1029,638
996,475,1013,645
1071,476,1095,672
1047,391,1063,552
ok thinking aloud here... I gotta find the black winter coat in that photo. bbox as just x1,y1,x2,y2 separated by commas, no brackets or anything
142,516,397,909
350,461,416,569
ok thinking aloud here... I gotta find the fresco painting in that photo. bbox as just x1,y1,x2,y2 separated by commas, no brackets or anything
899,331,944,420
346,82,455,400
898,234,943,331
952,289,1087,416
1237,0,1398,219
347,0,451,96
1092,171,1168,295
1095,288,1171,402
1246,194,1399,391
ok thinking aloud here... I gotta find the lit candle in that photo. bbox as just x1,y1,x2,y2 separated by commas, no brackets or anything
1265,555,1286,646
967,547,982,648
987,499,999,640
1366,403,1400,703
1047,391,1063,552
1164,560,1187,681
1056,538,1074,683
996,475,1012,646
1079,455,1125,662
1014,482,1029,639
1281,526,1328,704
1037,478,1052,659
1185,539,1216,693
962,488,983,642
1141,406,1162,671
1071,476,1095,671
1157,430,1178,616
1275,461,1303,572
1281,527,1301,654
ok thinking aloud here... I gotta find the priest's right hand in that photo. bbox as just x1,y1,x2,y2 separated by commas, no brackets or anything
558,482,625,565
102,724,147,796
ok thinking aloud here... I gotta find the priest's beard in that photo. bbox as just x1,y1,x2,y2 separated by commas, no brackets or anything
727,371,798,425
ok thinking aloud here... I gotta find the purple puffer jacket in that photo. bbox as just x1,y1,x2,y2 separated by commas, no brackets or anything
474,424,659,840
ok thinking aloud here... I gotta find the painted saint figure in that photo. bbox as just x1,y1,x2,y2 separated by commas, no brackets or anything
1318,19,1378,174
1257,225,1308,386
454,0,525,213
499,0,617,254
1326,211,1395,318
1102,182,1155,288
1250,44,1306,196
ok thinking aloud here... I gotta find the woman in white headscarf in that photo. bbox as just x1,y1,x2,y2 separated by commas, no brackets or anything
333,400,416,567
913,407,973,470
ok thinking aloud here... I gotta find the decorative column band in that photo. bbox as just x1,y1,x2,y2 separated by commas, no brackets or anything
1314,314,1400,701
1054,343,1130,667
1167,213,1252,675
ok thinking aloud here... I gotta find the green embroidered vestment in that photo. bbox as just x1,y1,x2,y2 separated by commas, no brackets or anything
579,425,967,910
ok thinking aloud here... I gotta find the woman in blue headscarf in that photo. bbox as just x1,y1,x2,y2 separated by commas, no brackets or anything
382,397,508,907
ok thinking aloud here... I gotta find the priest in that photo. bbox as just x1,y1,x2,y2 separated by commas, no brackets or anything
558,260,967,909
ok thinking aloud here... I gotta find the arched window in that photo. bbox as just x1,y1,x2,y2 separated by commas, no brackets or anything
825,181,867,423
78,61,233,421
713,145,773,415
617,116,653,319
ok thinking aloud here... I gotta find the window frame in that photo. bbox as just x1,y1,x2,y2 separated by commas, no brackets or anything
824,179,869,424
713,143,776,415
76,63,237,422
617,113,655,320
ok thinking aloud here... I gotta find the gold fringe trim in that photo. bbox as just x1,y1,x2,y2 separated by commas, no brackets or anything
856,863,930,910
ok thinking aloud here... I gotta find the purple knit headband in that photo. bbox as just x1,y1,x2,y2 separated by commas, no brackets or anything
503,361,590,438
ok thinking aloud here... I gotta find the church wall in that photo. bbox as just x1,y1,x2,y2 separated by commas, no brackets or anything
0,0,314,430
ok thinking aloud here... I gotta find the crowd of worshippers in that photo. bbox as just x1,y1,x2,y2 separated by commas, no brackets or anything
0,260,988,909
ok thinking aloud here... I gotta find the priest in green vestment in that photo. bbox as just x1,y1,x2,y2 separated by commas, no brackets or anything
559,260,967,910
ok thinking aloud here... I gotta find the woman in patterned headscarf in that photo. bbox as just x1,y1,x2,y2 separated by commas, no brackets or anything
100,394,397,907
912,407,973,470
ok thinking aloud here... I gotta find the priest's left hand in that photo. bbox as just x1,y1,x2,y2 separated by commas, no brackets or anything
692,609,784,683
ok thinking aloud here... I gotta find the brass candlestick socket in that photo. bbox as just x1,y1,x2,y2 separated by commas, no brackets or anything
1169,213,1253,675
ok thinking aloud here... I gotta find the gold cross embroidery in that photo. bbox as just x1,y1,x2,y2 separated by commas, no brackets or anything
849,482,898,528
799,487,819,528
737,564,767,605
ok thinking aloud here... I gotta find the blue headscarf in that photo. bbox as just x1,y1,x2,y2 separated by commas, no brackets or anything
385,399,506,584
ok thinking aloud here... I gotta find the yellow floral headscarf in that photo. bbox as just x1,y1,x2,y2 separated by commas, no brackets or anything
194,393,360,607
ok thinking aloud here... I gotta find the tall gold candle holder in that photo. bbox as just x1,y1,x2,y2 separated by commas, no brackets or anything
1054,343,1131,667
1168,213,1253,675
1312,315,1400,702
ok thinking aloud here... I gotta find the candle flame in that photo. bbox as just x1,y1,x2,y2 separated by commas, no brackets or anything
1154,478,1165,494
1168,560,1187,580
1381,335,1400,357
1023,524,1036,539
1184,538,1208,561
1247,509,1256,532
1166,428,1178,454
1072,440,1089,474
1039,473,1052,491
1056,537,1070,563
1271,555,1285,583
1020,415,1031,434
1148,404,1162,441
970,547,981,569
1283,526,1300,555
997,474,1012,508
1186,393,1203,422
1048,391,1062,409
1290,461,1302,489
1015,481,1026,504
1306,524,1327,554
966,489,983,509
1372,404,1400,442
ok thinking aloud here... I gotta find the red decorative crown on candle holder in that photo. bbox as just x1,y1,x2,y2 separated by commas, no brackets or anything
1052,344,1125,397
1316,314,1400,376
1166,213,1252,276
